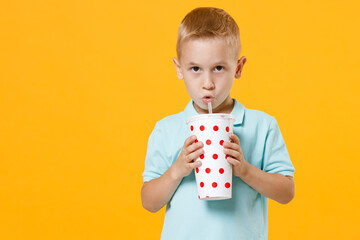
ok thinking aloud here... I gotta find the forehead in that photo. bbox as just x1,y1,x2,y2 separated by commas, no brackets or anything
179,37,234,65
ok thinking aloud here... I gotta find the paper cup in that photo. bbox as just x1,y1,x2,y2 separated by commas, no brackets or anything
187,114,235,200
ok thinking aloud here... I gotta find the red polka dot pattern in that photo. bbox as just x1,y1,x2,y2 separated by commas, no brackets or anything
190,119,233,199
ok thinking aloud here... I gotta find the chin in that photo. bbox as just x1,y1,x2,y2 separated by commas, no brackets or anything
193,102,207,113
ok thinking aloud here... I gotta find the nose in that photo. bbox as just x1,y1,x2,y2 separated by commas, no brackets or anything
202,72,215,90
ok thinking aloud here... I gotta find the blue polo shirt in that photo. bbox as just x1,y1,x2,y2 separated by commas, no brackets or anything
143,99,295,240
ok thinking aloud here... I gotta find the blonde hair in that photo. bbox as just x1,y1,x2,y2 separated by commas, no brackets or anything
176,7,241,60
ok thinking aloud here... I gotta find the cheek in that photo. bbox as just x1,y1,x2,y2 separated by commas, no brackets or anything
226,80,235,91
217,76,234,89
184,80,198,95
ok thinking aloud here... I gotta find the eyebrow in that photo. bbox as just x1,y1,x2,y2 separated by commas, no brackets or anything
187,62,200,66
186,61,228,66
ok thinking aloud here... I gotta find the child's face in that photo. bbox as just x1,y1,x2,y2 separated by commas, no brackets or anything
173,38,246,114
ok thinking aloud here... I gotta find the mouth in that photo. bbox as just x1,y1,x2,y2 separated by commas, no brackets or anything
202,96,214,103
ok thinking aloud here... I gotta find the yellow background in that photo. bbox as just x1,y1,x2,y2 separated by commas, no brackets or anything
1,0,359,239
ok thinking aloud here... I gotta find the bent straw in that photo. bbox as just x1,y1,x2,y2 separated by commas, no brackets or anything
208,102,212,114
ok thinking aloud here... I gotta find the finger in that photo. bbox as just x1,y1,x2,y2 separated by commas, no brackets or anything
223,148,241,160
226,156,241,168
184,135,197,147
223,141,241,152
189,160,202,169
229,132,240,145
186,148,204,163
186,141,204,154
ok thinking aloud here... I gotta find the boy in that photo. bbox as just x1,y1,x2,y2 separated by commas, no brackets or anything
141,7,295,239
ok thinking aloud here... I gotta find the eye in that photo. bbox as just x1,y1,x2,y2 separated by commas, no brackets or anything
214,66,224,72
191,66,200,72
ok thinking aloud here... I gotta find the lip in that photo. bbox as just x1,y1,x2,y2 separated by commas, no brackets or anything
202,96,214,103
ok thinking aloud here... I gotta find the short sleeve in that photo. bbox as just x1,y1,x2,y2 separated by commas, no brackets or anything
142,122,172,182
262,118,295,177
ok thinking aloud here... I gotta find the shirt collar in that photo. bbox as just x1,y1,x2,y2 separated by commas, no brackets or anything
231,99,245,125
184,99,245,125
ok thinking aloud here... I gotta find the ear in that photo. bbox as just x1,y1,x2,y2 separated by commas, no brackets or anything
173,57,183,80
235,56,247,79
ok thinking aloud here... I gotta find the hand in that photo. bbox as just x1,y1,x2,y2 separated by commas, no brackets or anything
223,132,248,178
172,135,204,179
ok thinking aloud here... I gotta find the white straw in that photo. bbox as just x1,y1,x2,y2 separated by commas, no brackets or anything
208,102,212,114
